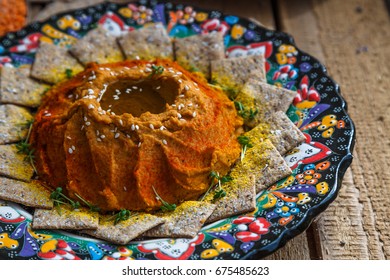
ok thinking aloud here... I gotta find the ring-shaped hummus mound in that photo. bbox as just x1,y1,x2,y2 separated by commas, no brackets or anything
31,59,243,212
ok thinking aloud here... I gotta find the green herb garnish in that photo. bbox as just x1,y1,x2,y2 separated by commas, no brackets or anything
200,171,232,201
50,187,80,214
237,135,253,161
150,65,164,76
152,185,176,212
65,68,73,79
74,193,100,212
108,209,135,225
16,120,37,174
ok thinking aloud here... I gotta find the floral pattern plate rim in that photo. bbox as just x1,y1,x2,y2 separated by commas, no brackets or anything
0,0,355,260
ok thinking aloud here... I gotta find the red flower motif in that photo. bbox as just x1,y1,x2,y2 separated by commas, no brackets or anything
233,216,271,243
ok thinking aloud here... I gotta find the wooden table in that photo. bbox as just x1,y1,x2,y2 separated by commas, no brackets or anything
25,0,390,260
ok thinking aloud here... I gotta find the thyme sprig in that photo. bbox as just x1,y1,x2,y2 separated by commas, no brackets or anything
200,171,232,201
50,187,80,215
16,120,37,174
108,209,136,225
237,135,253,161
152,185,176,212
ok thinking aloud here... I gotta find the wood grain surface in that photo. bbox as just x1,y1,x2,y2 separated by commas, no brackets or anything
25,0,390,260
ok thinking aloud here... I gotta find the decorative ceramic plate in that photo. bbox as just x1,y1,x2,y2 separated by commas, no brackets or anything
0,0,355,260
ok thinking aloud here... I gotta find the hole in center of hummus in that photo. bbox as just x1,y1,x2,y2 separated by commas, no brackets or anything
100,78,178,117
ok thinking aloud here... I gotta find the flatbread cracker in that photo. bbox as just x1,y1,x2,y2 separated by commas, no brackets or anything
32,206,99,230
205,175,256,224
0,66,50,108
0,144,34,182
0,177,53,208
211,55,266,89
70,25,124,65
243,78,297,113
174,32,225,78
83,213,165,245
118,23,173,60
31,41,83,84
0,104,33,145
144,201,216,238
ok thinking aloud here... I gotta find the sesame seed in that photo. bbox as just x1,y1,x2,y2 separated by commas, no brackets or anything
135,125,139,130
81,125,85,130
149,124,154,129
135,56,140,60
71,145,75,151
97,138,102,142
177,113,182,118
119,119,123,126
68,148,73,154
68,94,73,99
138,142,141,147
88,104,95,109
96,130,100,136
192,111,197,117
126,134,131,138
66,136,72,140
162,139,167,145
184,85,190,91
144,67,152,73
132,86,138,90
44,113,51,117
114,133,120,139
84,116,88,121
160,126,166,130
178,79,182,83
131,124,135,131
123,186,127,191
88,89,94,95
156,86,161,90
176,71,183,75
86,122,91,126
187,103,193,107
178,94,185,98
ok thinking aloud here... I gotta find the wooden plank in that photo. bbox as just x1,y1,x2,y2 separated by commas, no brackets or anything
264,232,312,260
277,0,390,259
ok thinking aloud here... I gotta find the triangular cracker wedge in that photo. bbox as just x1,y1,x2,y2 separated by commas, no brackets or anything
246,111,306,155
243,78,297,113
0,177,53,209
144,201,216,238
210,55,266,90
32,206,99,230
204,175,256,224
70,25,124,65
0,144,34,182
31,41,83,84
83,213,165,245
174,32,225,79
118,23,173,60
0,66,50,108
0,104,33,145
239,134,291,193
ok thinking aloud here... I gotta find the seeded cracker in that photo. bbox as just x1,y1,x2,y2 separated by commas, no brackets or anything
0,144,34,182
70,25,124,65
0,104,33,145
240,135,291,193
32,206,99,230
210,55,266,88
31,41,83,84
260,111,306,155
174,32,225,79
144,201,216,238
83,213,165,245
0,66,50,108
118,23,173,60
0,177,53,208
243,78,297,113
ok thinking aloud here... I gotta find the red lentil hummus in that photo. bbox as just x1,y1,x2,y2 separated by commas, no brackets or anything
31,59,243,212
